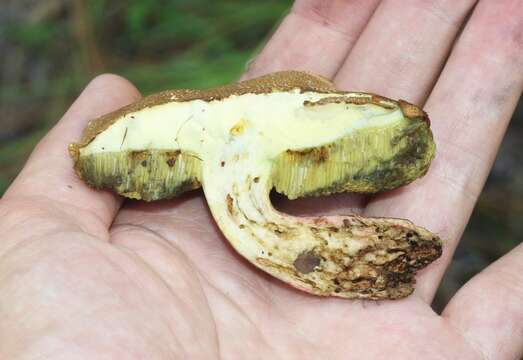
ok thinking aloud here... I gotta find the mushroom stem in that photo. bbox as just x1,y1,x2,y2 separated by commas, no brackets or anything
203,156,442,300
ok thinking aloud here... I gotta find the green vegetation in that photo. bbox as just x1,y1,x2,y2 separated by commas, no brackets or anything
0,0,292,194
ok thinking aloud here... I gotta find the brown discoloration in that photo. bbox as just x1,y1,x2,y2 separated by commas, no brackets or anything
286,148,314,156
254,215,441,299
304,95,396,110
285,146,331,164
317,147,329,163
191,178,202,189
294,251,321,274
130,150,149,163
253,176,260,183
165,150,180,167
398,99,429,124
265,222,290,237
312,217,329,226
76,149,202,201
257,216,442,299
302,96,429,126
256,258,322,292
226,194,234,216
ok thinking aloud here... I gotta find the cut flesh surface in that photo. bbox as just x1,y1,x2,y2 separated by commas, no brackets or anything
70,71,441,299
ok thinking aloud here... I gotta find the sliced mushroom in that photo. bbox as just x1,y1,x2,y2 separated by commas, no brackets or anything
70,71,442,300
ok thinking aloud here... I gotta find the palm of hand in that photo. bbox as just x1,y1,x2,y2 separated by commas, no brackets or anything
1,1,522,359
0,195,477,359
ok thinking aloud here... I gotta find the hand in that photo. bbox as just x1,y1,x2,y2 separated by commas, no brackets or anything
1,1,521,359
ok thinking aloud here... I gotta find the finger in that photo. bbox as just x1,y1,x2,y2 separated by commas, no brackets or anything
3,74,141,234
334,0,477,104
363,0,523,302
281,0,477,216
243,0,381,80
442,242,523,360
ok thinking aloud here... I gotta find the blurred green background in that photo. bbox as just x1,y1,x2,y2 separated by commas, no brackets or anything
1,0,521,311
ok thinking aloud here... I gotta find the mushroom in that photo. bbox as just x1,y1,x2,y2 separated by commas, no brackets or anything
70,71,442,300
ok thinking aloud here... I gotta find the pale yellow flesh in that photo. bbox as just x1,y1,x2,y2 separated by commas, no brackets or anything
81,91,400,157
79,91,433,298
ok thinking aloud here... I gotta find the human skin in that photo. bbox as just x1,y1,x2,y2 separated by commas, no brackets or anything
0,0,522,359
